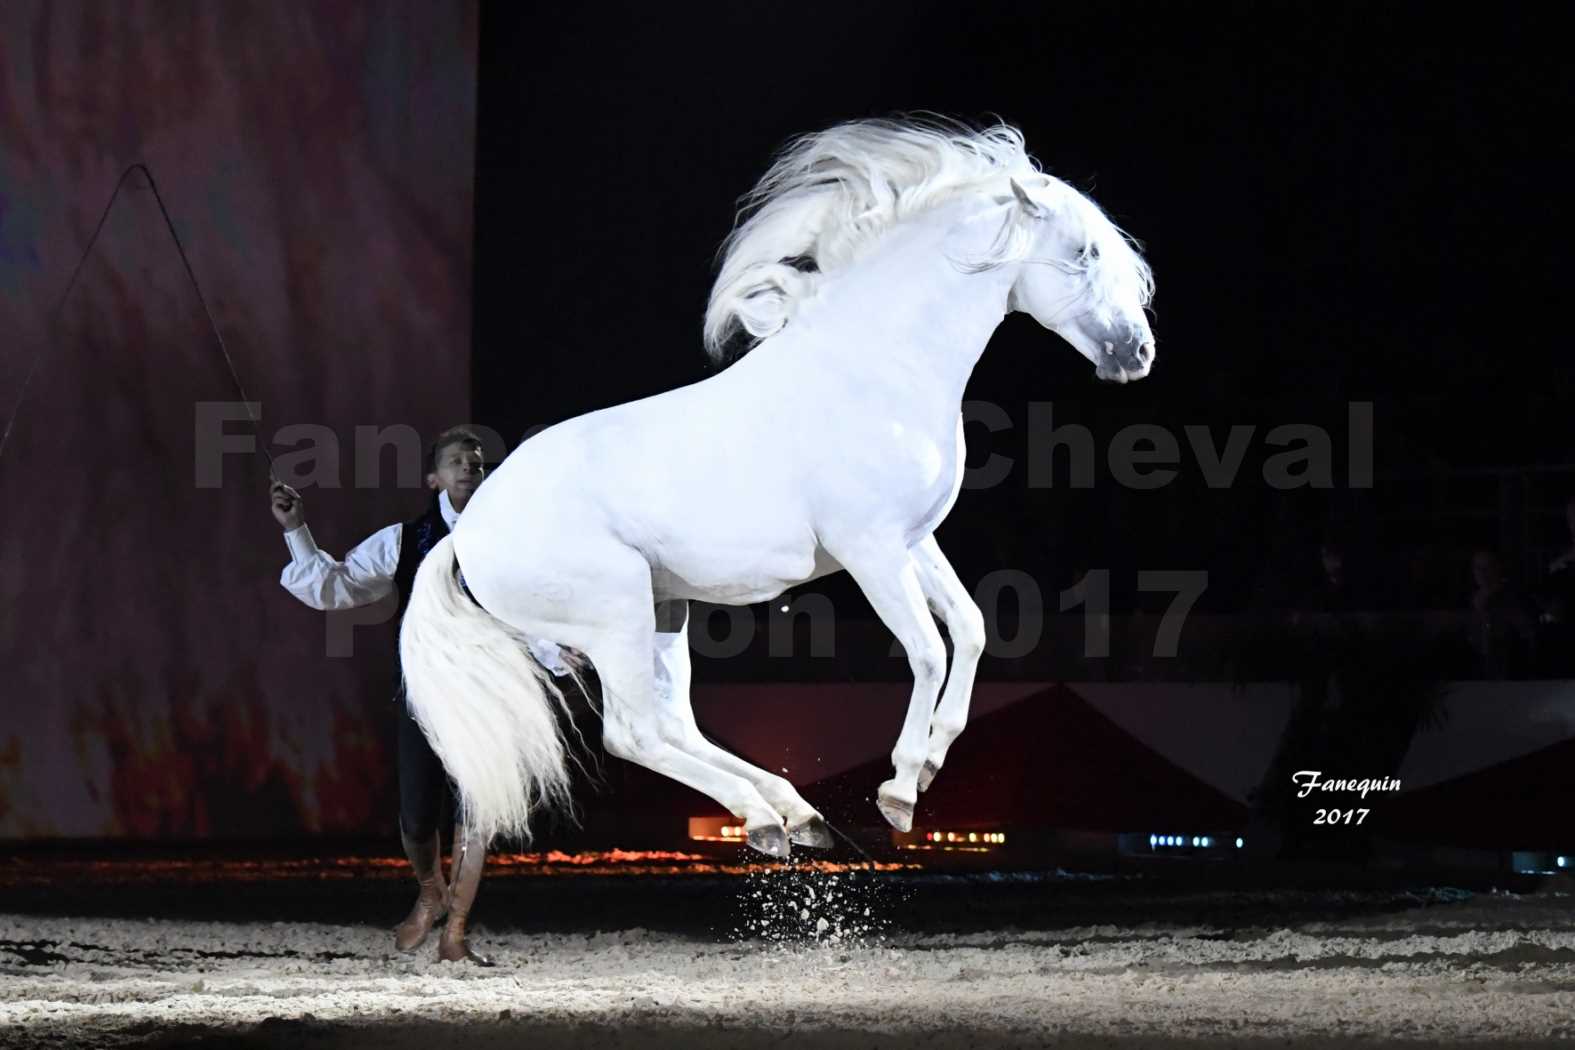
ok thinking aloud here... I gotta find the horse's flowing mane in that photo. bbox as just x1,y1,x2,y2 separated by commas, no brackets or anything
704,116,1154,361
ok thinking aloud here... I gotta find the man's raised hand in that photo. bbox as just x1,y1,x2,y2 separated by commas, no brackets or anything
271,481,305,531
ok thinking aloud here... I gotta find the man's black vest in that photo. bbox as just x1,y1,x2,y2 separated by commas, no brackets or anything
393,492,450,619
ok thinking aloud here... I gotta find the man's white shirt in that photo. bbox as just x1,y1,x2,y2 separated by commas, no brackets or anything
279,489,571,674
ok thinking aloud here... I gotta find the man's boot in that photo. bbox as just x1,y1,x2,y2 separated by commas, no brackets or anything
438,823,494,965
394,821,447,952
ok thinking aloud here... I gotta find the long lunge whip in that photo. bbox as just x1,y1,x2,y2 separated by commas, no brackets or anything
0,163,278,480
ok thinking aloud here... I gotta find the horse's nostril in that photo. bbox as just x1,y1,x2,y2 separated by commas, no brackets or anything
1137,342,1154,364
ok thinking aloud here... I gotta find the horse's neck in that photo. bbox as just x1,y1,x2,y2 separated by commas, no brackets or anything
807,204,1014,415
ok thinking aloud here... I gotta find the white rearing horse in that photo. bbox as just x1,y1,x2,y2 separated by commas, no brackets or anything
400,118,1155,857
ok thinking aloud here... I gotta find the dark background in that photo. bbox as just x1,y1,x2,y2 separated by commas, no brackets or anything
472,1,1570,615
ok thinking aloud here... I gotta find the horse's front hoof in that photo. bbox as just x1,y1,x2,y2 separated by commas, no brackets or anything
876,784,914,833
917,760,941,793
788,815,833,849
746,823,791,858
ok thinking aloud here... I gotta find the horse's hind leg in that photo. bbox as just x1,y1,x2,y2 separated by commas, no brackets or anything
911,535,986,793
598,644,793,858
577,574,791,858
467,538,789,855
651,601,831,848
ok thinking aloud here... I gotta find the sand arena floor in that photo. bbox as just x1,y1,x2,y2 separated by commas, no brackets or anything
2,854,1573,1048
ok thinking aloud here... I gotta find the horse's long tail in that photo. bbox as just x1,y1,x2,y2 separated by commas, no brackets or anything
398,534,576,844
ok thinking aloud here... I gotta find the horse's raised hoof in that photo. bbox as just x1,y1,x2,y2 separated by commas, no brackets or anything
788,816,833,849
917,760,941,793
876,784,914,833
746,823,791,858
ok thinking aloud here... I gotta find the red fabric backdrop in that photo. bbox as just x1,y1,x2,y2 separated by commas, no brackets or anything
0,1,478,838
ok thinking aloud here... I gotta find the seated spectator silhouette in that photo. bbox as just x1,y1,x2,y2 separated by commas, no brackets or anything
1291,537,1375,624
1535,494,1575,674
1467,548,1536,678
1542,495,1575,606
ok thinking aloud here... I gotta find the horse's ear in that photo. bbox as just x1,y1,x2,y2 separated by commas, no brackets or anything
1010,178,1046,220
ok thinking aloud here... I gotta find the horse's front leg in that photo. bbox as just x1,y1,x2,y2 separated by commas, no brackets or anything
833,543,946,832
912,535,986,793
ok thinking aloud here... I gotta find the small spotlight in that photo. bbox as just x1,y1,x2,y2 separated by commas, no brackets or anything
1559,856,1568,868
1191,837,1200,847
779,604,789,613
1235,837,1244,849
1201,836,1211,848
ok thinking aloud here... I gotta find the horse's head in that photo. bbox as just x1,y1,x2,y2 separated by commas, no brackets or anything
1004,179,1155,384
